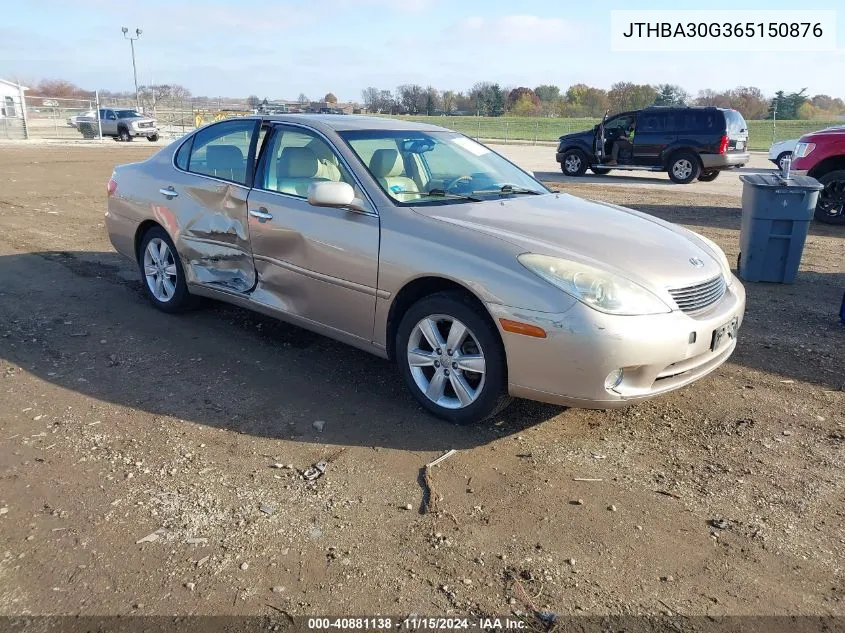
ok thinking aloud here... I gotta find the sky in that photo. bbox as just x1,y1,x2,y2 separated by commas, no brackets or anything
1,0,843,101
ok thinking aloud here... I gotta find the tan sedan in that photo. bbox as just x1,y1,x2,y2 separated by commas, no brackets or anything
105,115,745,424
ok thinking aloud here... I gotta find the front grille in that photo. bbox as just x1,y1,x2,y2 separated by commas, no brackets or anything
138,122,153,128
668,275,726,314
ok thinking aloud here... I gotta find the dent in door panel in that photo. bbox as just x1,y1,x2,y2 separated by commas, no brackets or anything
175,180,255,292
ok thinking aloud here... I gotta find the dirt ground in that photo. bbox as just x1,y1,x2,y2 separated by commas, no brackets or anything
0,142,843,621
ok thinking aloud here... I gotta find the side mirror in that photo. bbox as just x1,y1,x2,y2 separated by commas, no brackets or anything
307,181,365,212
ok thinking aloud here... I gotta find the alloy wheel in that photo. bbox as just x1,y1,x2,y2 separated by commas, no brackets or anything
406,314,486,410
818,178,845,220
564,154,582,174
143,238,178,302
672,159,693,180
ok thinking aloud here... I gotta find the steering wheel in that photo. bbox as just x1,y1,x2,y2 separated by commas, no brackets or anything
446,175,473,193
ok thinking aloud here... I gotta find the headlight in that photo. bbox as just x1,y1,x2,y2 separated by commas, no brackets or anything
793,142,815,158
691,233,734,286
518,254,671,316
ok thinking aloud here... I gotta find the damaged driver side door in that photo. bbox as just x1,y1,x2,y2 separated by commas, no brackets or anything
165,119,261,292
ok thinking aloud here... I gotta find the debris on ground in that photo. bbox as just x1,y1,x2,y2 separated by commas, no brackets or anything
135,528,166,544
259,502,276,516
420,449,457,514
710,519,732,530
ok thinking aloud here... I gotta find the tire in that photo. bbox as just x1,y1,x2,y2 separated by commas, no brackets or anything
698,170,720,182
776,152,792,171
137,227,195,313
118,126,132,142
147,133,159,142
815,170,845,225
667,152,701,184
560,149,588,177
79,122,96,139
395,291,512,424
590,167,612,175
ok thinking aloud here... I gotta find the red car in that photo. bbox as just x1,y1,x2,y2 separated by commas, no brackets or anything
791,127,845,224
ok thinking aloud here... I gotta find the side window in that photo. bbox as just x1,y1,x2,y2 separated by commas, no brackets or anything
639,114,664,133
175,137,192,171
187,119,257,185
261,126,355,198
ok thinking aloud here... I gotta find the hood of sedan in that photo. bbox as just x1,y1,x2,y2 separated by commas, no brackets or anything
413,192,723,291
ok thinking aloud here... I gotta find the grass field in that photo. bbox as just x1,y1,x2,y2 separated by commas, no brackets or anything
390,115,842,150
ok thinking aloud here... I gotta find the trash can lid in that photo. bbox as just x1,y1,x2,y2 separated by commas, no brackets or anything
739,173,823,190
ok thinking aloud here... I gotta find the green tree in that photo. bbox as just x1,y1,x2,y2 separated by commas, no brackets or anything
534,84,560,104
653,84,689,107
608,82,657,113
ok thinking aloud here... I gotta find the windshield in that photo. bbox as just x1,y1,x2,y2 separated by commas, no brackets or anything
116,110,143,118
339,130,548,204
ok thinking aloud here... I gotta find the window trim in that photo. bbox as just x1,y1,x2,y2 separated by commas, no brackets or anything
252,121,377,215
171,118,261,188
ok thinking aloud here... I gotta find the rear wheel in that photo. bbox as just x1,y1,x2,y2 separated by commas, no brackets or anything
118,126,132,142
138,227,195,312
79,122,97,139
561,149,588,177
590,167,612,175
698,170,720,182
815,170,845,224
667,152,701,184
396,291,511,424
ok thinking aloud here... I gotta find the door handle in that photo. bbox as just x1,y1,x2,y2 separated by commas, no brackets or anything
250,207,273,220
159,187,178,198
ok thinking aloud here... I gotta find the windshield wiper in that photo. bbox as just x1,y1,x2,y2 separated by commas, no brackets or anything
424,188,483,202
473,184,544,196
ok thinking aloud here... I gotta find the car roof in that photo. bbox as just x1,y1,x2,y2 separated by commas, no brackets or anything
257,114,449,132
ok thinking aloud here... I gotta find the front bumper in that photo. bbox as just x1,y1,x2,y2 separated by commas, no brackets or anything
487,276,746,409
130,125,158,136
700,152,749,169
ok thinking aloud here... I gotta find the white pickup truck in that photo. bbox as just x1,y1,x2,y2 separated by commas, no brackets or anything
77,108,159,142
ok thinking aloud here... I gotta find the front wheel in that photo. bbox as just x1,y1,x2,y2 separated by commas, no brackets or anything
667,152,701,184
147,133,159,142
396,291,512,424
138,227,195,313
118,127,132,142
815,170,845,224
698,170,720,182
560,149,588,177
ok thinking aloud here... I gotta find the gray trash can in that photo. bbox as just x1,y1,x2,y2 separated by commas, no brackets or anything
738,173,822,283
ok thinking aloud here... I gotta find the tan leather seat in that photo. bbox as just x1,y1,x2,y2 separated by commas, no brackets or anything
206,144,245,182
306,140,342,182
275,147,326,196
369,149,419,198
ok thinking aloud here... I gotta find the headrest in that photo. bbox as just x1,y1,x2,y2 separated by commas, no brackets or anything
369,149,404,178
278,147,319,179
306,140,338,165
206,144,244,170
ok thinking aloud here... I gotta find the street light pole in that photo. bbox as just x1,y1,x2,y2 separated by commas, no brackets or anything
122,27,142,111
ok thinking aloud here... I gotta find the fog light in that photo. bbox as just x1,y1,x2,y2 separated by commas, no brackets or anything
604,368,624,391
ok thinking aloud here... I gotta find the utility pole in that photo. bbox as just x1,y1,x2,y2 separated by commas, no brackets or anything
122,27,142,111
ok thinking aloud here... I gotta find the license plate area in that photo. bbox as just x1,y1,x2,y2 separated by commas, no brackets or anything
711,316,739,351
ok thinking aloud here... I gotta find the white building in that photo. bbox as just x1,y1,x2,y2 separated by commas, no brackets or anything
0,79,29,139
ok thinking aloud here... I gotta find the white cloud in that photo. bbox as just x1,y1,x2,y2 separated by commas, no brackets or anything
454,14,578,43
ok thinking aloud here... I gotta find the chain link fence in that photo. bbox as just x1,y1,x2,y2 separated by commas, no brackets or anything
15,96,844,150
396,115,844,151
23,95,103,140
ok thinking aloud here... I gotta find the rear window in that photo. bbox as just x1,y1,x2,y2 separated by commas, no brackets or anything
724,110,747,135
